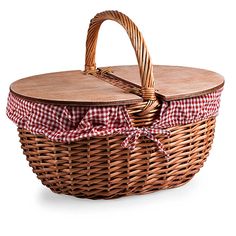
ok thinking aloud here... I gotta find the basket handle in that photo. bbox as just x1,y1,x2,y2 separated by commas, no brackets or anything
85,10,156,102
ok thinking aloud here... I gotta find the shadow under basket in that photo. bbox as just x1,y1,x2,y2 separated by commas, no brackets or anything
18,117,215,199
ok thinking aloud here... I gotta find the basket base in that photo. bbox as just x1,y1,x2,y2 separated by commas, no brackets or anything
50,175,193,199
18,117,215,199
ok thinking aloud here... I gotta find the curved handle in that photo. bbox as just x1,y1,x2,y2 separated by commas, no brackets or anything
85,10,156,101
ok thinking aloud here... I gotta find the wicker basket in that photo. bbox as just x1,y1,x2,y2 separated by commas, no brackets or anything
7,11,224,199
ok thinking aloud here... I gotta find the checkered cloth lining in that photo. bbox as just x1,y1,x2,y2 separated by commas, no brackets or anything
6,89,222,154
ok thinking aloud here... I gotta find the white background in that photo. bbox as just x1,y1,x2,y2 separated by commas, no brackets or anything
0,0,235,235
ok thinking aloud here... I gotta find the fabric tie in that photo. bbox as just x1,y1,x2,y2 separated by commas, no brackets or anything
120,126,170,157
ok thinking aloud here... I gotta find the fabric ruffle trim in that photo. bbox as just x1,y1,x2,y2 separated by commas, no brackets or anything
7,89,222,152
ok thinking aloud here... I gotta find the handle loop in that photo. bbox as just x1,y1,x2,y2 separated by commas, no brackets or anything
85,10,157,101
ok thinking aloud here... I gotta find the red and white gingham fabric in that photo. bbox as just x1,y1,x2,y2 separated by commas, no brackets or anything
6,89,222,153
153,89,222,128
6,93,132,142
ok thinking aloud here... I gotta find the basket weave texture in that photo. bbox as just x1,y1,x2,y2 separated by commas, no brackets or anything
18,117,215,199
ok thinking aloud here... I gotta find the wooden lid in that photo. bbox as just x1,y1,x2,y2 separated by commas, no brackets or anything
106,65,224,101
10,65,224,105
10,70,142,106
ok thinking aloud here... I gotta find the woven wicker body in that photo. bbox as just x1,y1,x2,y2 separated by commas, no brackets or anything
18,117,215,199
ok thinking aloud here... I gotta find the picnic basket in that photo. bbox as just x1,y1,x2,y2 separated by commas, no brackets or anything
7,10,224,199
